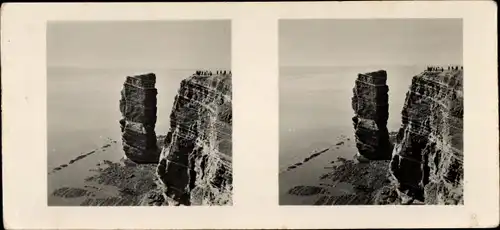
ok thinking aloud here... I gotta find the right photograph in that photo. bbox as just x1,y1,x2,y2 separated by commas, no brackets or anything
279,19,463,205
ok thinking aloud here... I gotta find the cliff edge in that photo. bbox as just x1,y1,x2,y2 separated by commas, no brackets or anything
389,67,464,204
157,71,233,206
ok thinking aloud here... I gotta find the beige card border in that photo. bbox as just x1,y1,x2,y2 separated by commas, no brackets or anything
2,2,498,229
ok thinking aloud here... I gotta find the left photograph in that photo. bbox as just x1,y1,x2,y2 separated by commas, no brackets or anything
47,20,232,206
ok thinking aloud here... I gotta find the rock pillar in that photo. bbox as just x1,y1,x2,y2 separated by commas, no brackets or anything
351,70,391,160
119,73,160,164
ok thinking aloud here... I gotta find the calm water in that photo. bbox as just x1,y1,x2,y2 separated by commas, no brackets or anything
279,65,422,204
47,67,193,197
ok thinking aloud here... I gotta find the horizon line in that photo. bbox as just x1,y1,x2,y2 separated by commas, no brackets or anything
47,65,231,70
280,64,463,68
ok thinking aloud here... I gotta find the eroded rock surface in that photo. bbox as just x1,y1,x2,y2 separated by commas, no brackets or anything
352,70,392,160
389,68,463,204
157,71,232,206
119,73,160,163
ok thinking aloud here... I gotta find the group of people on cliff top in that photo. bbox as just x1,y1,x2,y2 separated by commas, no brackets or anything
426,65,463,71
195,70,231,76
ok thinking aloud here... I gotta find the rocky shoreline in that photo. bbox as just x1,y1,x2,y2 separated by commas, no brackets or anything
283,131,398,205
49,136,167,206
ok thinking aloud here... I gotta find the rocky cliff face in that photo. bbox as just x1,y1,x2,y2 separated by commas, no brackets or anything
352,70,392,160
157,71,232,206
389,68,463,204
119,73,160,164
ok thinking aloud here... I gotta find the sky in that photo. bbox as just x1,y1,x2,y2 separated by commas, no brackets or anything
47,20,231,69
279,19,463,67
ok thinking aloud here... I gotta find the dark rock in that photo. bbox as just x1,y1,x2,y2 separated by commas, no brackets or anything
352,70,392,160
119,73,160,164
157,70,232,206
79,159,159,206
389,68,463,204
288,185,326,196
52,187,89,198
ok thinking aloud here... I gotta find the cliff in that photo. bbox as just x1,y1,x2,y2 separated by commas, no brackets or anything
119,73,160,164
352,70,392,160
157,70,233,205
389,67,464,204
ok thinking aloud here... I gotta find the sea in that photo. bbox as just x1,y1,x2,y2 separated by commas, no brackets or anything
47,67,194,204
278,65,423,205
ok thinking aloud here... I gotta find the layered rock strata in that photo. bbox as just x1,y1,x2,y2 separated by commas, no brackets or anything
119,73,160,164
352,70,392,160
389,68,463,204
157,70,232,206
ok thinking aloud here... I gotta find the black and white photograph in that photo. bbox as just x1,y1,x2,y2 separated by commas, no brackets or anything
2,2,498,229
47,20,233,206
279,19,464,205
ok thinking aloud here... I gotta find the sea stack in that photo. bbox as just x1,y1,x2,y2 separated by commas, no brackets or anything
389,67,463,204
157,70,232,206
119,73,160,164
351,70,391,160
